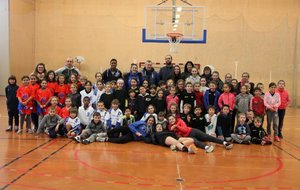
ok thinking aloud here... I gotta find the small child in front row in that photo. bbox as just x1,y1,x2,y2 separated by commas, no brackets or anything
96,101,107,123
231,113,251,144
74,112,107,144
65,107,81,138
250,117,272,145
204,106,217,137
216,105,232,141
37,107,64,138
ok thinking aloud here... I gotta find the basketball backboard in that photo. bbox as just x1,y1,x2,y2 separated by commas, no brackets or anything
142,5,207,43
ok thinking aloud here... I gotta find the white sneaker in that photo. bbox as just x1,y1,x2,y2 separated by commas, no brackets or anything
14,126,19,132
74,136,81,143
188,144,197,154
170,144,177,151
205,145,214,153
225,143,233,150
6,126,12,131
17,129,22,134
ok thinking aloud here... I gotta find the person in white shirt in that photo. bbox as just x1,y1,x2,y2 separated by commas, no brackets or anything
78,96,94,129
104,99,123,130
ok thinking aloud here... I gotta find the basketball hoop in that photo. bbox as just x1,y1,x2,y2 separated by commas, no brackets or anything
167,32,183,53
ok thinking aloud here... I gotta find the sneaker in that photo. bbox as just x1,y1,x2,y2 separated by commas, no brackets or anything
274,136,281,142
96,137,106,142
73,136,81,143
188,144,197,154
224,143,233,150
261,140,266,146
205,145,214,153
14,126,19,132
27,129,33,134
170,144,177,151
17,129,22,134
6,126,12,131
242,141,251,145
81,139,90,145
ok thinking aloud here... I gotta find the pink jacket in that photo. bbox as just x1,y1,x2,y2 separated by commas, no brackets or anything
218,92,236,111
264,92,281,111
276,89,291,109
166,95,179,111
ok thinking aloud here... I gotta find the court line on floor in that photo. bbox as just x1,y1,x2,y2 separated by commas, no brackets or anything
273,143,300,162
1,140,72,190
282,139,300,149
0,139,52,170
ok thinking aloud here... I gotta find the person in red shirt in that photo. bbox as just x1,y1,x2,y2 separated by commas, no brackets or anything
194,82,204,110
46,70,57,94
59,97,72,119
276,80,291,138
35,79,53,122
46,96,62,115
250,87,265,124
55,74,70,107
167,115,233,153
16,76,34,134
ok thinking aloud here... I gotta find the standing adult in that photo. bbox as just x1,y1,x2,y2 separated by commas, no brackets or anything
211,71,224,92
158,55,174,82
55,57,81,83
168,65,182,85
124,63,143,90
180,61,194,80
224,73,233,84
200,66,212,85
141,60,159,86
102,58,123,83
32,63,47,82
237,72,255,94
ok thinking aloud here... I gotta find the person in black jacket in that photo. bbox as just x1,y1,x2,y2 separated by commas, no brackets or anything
5,75,19,131
158,55,174,82
250,117,272,145
102,59,123,83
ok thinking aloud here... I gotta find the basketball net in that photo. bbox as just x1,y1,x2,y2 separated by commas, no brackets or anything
167,32,183,53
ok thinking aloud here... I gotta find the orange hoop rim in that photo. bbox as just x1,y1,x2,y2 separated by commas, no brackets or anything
166,32,183,38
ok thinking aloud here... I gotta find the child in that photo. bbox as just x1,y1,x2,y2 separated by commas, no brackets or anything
180,82,196,113
128,78,139,95
5,75,19,131
199,77,209,93
153,123,197,154
231,79,239,96
110,80,117,93
218,83,235,112
136,86,152,119
205,106,217,137
104,99,123,130
194,82,204,109
29,74,40,132
276,80,291,138
250,117,272,145
122,107,135,127
74,112,107,144
191,106,206,132
264,82,281,142
149,85,157,103
69,73,80,90
256,83,265,97
100,82,114,110
35,79,53,122
78,96,94,129
203,81,221,113
185,67,200,86
45,70,57,94
166,86,179,111
157,111,168,130
141,104,158,123
180,103,193,127
94,80,104,103
168,103,180,118
176,79,185,97
231,113,251,144
96,101,107,123
126,89,137,118
78,75,87,92
246,110,255,128
250,87,265,123
92,72,103,93
47,96,61,115
65,107,81,138
153,89,166,114
142,79,150,90
235,85,253,115
16,76,34,134
69,83,81,108
80,80,94,107
37,107,64,138
55,74,70,108
113,78,127,111
59,97,72,120
217,105,232,141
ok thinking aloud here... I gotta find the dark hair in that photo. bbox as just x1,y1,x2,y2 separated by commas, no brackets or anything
269,82,276,88
83,96,91,101
46,70,56,82
203,66,212,73
110,58,117,63
124,107,131,112
8,75,17,84
34,63,47,75
223,82,232,89
184,61,194,73
253,87,261,92
222,104,230,109
21,75,30,80
158,80,166,86
207,105,215,111
93,112,101,117
145,115,156,126
69,107,78,114
85,80,92,86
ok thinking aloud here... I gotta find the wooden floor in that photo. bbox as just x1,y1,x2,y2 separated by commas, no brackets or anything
0,96,299,190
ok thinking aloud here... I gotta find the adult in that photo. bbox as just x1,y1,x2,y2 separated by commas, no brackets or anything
200,66,212,85
141,60,159,86
123,63,143,89
168,65,182,85
32,63,47,82
237,72,255,94
224,73,233,84
211,71,224,92
158,55,174,82
102,58,123,83
55,57,81,83
180,61,194,80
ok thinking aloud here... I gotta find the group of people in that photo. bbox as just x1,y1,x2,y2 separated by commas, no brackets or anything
5,54,291,154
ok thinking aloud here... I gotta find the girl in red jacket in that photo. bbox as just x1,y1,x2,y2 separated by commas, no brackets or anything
167,115,233,153
276,80,291,138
